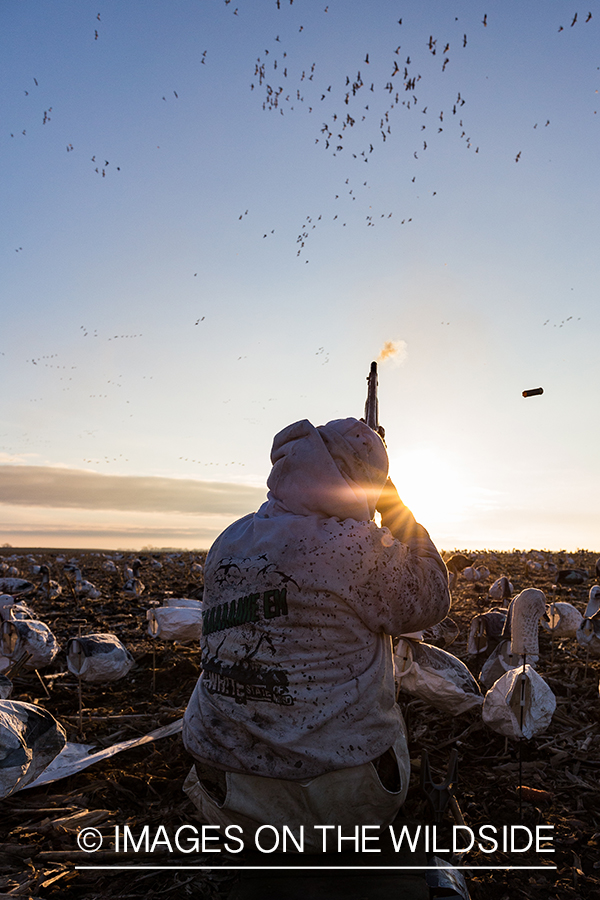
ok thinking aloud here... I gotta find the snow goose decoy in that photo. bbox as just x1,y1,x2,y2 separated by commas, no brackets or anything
467,577,513,658
462,564,490,583
467,607,508,658
0,700,66,798
478,593,542,690
576,585,600,658
444,554,471,590
1,618,60,669
419,616,460,648
0,674,12,699
0,577,35,598
67,633,134,682
123,559,144,598
482,588,556,739
541,601,583,640
147,599,202,642
394,637,483,716
37,565,62,601
488,575,513,604
556,568,588,587
0,594,35,622
64,566,101,600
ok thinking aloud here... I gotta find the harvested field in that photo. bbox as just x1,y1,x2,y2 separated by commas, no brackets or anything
2,547,600,899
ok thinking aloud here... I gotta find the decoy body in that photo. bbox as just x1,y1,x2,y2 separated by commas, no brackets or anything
556,568,588,586
0,700,66,798
542,601,583,639
37,565,61,601
147,602,203,642
444,553,471,590
67,633,134,682
576,585,600,657
394,637,483,716
488,575,513,603
65,566,101,600
123,560,145,598
0,578,35,597
1,618,60,669
467,608,508,657
463,565,490,583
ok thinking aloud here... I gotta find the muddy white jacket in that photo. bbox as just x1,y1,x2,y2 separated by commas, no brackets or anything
183,418,450,780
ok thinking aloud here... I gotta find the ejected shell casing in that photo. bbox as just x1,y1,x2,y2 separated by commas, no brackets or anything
522,387,544,397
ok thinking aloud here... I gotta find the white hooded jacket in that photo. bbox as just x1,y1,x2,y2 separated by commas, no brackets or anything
183,418,450,780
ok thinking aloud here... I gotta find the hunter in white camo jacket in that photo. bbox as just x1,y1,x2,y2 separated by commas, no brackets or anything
183,417,450,781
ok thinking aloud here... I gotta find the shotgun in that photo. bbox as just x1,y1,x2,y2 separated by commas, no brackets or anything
364,361,385,439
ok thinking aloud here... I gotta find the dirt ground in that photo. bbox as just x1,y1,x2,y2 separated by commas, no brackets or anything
1,547,599,899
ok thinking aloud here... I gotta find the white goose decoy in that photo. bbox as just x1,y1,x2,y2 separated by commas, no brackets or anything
0,700,66,798
37,565,62,601
556,568,588,586
102,558,118,573
482,588,556,739
467,607,508,658
147,600,203,642
463,565,490,583
525,559,542,576
488,575,513,603
65,566,101,600
123,559,144,598
0,577,35,597
444,554,471,591
394,637,483,716
67,633,134,682
541,601,583,640
478,599,526,690
0,594,35,622
1,618,60,669
468,578,513,658
576,585,600,657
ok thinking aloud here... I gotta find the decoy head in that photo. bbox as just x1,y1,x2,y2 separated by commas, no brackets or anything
510,588,546,656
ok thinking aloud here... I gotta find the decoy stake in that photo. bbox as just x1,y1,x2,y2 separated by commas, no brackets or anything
421,748,460,825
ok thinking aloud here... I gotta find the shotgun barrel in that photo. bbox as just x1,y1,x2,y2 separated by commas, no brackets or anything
364,361,379,431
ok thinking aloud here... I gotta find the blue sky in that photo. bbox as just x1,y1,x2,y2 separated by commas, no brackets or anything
1,0,599,551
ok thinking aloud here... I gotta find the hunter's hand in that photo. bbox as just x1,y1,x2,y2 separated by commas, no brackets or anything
376,477,405,516
376,477,421,543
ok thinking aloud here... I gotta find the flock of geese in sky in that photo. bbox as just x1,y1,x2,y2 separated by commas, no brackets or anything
4,4,595,472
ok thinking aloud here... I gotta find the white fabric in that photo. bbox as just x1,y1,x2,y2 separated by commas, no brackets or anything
183,417,449,780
